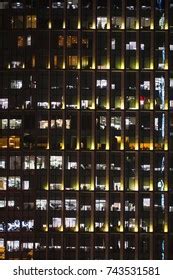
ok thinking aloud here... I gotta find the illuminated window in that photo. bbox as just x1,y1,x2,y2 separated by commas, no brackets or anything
26,15,37,28
17,36,24,47
81,56,89,69
125,218,136,231
112,17,123,29
9,136,20,149
58,35,64,47
27,35,32,46
52,1,64,8
95,222,105,230
0,157,6,169
67,36,78,48
65,218,76,229
80,204,91,211
7,220,20,232
125,200,135,212
0,177,7,190
22,243,33,250
11,2,23,9
39,120,49,129
0,119,8,129
10,156,21,169
0,2,8,9
22,181,30,190
0,99,8,109
7,241,19,252
11,80,23,89
0,200,6,208
11,61,23,69
143,198,150,208
0,138,8,149
66,119,71,129
67,160,77,170
68,56,78,68
51,218,62,228
51,101,62,109
9,119,22,129
23,156,35,169
155,77,165,109
36,156,46,169
140,80,150,91
95,200,106,211
21,220,34,231
159,13,165,30
65,199,77,211
37,102,49,109
8,176,21,189
111,116,121,130
110,202,121,211
56,119,63,128
49,200,62,210
0,222,5,232
50,183,63,190
126,17,137,29
97,17,107,29
96,79,107,88
36,200,47,210
50,156,62,169
67,0,78,9
8,201,15,208
141,17,151,29
126,41,137,50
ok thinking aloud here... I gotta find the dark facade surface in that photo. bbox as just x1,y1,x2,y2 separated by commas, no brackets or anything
0,0,173,260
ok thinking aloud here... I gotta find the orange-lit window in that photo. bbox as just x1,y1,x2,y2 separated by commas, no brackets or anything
9,136,20,149
67,36,78,47
32,55,36,67
54,55,58,67
68,56,78,68
17,36,24,47
0,138,8,149
26,15,37,28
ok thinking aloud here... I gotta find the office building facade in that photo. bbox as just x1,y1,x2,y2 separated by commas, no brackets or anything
0,0,173,259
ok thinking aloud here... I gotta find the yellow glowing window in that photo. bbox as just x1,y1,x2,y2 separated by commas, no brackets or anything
17,36,24,47
0,246,5,259
0,177,7,190
68,56,78,68
82,56,89,68
26,15,37,28
9,137,20,149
